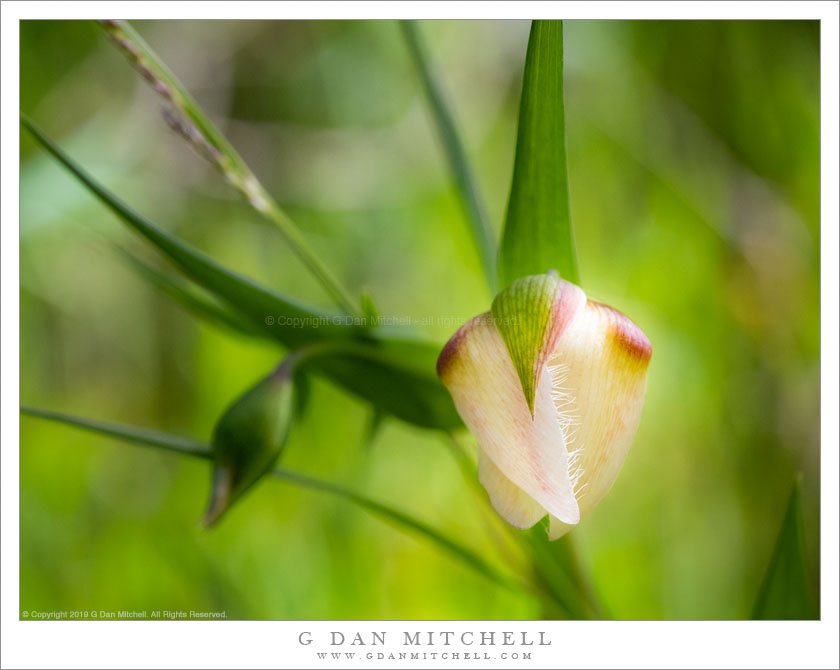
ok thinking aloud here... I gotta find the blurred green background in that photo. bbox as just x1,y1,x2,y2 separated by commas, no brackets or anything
20,20,820,619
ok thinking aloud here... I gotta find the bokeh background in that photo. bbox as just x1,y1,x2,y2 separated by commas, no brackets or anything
20,20,820,619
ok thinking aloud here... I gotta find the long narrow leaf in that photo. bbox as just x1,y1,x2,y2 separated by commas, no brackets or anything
752,477,818,619
117,247,264,338
308,341,460,429
99,20,359,315
21,407,522,594
22,117,461,429
400,21,497,292
498,20,579,288
22,115,348,348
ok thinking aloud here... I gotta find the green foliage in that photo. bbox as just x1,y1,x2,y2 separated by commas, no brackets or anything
22,116,344,347
310,343,461,429
498,20,578,288
752,478,817,620
99,20,359,315
21,118,461,430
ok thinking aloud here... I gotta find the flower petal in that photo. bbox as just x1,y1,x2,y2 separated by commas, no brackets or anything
477,448,546,529
547,299,651,523
438,314,580,524
548,515,574,540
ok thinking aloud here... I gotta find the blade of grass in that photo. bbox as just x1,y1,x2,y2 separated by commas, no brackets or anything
400,20,497,292
498,20,579,288
117,247,265,338
22,118,461,429
22,114,350,348
21,406,525,595
752,476,818,619
97,20,359,316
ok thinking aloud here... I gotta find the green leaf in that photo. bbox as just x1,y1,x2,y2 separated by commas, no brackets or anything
21,115,350,348
400,20,497,292
98,20,359,315
752,477,817,620
117,247,264,338
21,117,462,430
491,271,562,414
21,406,522,595
310,341,461,429
498,20,579,288
204,364,297,526
277,338,464,430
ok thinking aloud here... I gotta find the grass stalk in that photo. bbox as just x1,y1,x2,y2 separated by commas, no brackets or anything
97,20,360,316
400,21,497,293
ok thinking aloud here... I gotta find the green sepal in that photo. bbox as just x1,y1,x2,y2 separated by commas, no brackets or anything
490,271,561,415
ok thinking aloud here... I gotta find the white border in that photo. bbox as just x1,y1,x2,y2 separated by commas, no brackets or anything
2,2,838,669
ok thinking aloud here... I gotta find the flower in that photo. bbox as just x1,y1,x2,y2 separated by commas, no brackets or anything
437,272,651,539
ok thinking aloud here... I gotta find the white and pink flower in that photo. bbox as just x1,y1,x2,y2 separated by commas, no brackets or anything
438,273,651,539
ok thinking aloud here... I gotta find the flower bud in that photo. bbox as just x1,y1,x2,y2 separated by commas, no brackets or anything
437,272,651,539
203,364,295,526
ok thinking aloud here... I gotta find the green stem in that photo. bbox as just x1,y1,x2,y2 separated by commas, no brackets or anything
400,20,497,293
20,406,209,458
21,406,529,598
520,524,599,619
96,20,359,316
551,535,606,619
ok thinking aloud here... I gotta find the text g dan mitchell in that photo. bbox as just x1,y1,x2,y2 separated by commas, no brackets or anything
298,631,551,647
